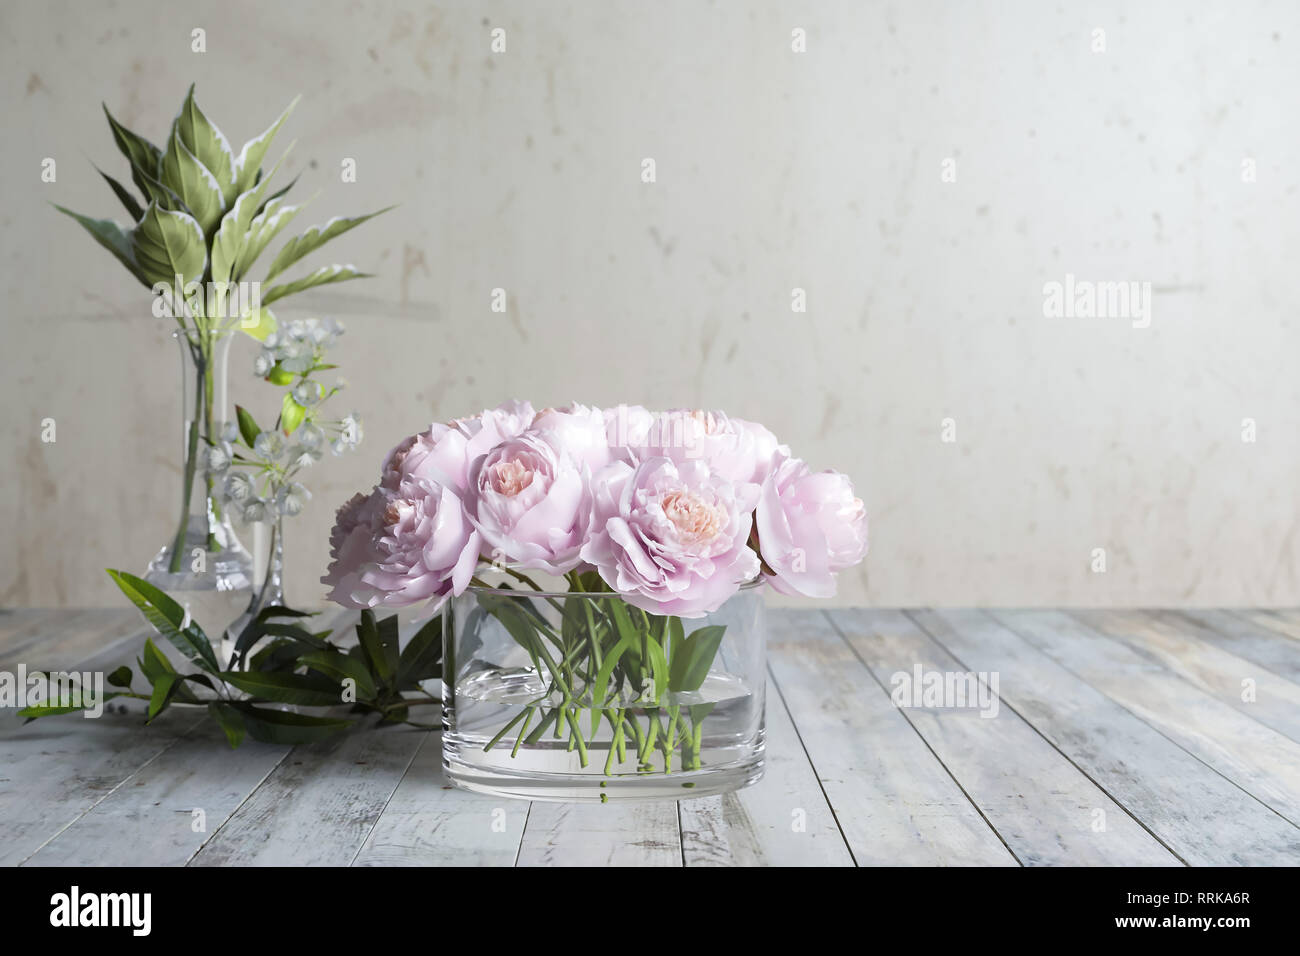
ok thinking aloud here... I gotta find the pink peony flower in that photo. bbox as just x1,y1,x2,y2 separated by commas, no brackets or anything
321,476,480,610
466,432,590,574
755,456,868,598
627,408,786,485
602,404,657,461
383,400,537,493
580,456,761,617
532,402,612,472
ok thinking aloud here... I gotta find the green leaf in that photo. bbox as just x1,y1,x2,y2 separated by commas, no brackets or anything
266,364,295,385
238,305,276,343
397,614,443,686
356,610,394,684
236,197,303,279
94,165,144,222
102,103,162,201
160,127,226,236
231,703,353,745
646,636,670,702
148,673,179,719
139,637,176,681
280,393,306,435
173,84,237,203
19,693,124,720
589,635,630,708
263,206,394,283
235,405,261,446
209,702,247,748
256,173,300,216
210,187,260,285
106,665,134,689
261,264,371,306
299,650,377,701
106,569,222,673
232,95,299,195
210,145,293,283
219,670,345,707
52,205,149,287
376,614,402,679
667,624,726,693
130,202,207,288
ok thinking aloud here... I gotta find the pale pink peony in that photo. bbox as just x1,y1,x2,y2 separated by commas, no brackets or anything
383,400,537,493
580,456,761,617
531,402,612,472
466,432,590,574
321,476,480,610
626,408,786,485
755,456,868,598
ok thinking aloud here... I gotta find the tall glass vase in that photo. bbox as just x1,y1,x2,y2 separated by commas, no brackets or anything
222,514,285,668
145,329,253,633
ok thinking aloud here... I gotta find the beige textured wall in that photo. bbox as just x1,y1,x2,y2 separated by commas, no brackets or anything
2,0,1298,609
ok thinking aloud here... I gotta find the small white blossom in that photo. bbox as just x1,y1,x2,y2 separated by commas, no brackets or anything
253,430,285,460
223,472,254,502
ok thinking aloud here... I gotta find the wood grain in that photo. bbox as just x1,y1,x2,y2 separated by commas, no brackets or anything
678,671,854,866
191,723,428,866
829,608,1177,866
352,730,528,867
765,608,1016,866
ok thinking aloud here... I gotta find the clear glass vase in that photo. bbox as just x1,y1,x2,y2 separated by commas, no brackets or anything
442,577,766,802
145,329,253,631
222,514,286,668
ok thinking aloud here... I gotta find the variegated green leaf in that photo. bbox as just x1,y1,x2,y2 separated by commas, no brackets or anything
210,188,260,286
210,146,294,284
263,206,393,283
160,129,225,236
131,201,207,288
94,165,144,222
232,95,299,195
261,263,370,305
102,103,162,200
234,197,302,280
52,205,150,287
173,83,237,203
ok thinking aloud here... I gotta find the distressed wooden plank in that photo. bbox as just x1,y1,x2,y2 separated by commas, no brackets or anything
1173,610,1300,684
1231,608,1300,642
829,609,1177,866
0,609,50,646
994,610,1300,828
190,724,428,866
1075,610,1300,744
917,609,1300,865
0,609,140,670
0,703,201,866
22,724,292,867
678,669,853,866
765,608,1015,866
516,799,682,867
352,731,526,867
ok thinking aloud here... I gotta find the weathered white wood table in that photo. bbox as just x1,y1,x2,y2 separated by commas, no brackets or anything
2,607,1298,866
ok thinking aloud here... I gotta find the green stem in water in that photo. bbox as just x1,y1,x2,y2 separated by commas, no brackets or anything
167,342,207,573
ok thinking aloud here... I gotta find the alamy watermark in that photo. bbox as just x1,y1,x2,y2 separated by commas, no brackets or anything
1043,273,1151,328
890,664,1000,718
0,666,105,718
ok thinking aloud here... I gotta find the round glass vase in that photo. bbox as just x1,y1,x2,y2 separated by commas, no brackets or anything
442,580,766,802
145,329,253,631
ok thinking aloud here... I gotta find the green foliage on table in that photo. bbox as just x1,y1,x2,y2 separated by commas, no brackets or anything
18,571,442,747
